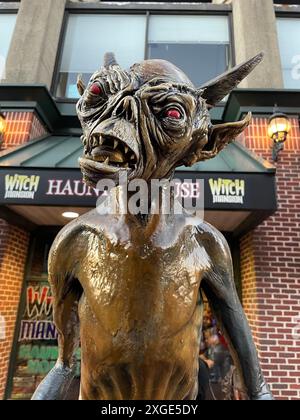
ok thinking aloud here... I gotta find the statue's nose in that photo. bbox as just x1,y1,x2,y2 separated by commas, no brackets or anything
91,117,140,161
112,96,137,124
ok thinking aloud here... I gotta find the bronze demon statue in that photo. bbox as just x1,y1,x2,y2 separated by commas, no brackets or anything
32,52,273,400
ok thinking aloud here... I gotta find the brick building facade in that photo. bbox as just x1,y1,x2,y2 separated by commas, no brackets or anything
240,117,300,400
0,221,29,398
0,108,48,399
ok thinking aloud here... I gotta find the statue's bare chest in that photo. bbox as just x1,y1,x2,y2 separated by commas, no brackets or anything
76,220,211,338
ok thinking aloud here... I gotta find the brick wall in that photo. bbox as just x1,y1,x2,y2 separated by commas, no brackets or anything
1,111,47,150
0,220,29,399
240,232,259,344
240,117,300,400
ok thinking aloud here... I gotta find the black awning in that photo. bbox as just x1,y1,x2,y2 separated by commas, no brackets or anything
0,134,277,235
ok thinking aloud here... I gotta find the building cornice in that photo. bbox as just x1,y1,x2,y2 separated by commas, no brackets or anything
66,1,232,13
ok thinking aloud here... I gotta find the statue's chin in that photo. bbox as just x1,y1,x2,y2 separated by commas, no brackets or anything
79,156,175,188
79,157,135,188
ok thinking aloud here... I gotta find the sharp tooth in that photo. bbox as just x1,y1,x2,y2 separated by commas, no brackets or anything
93,136,98,147
99,136,104,146
124,163,129,168
114,140,118,150
124,146,129,154
104,157,109,165
130,154,135,161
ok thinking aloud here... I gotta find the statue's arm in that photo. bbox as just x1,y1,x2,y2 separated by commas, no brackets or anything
198,224,273,400
32,226,82,400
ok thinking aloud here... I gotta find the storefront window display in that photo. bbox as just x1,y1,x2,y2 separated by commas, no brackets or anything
7,229,81,400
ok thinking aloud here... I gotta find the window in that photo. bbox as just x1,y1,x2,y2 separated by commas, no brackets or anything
148,15,230,87
277,18,300,89
56,13,230,98
57,14,147,98
0,13,17,79
8,229,81,400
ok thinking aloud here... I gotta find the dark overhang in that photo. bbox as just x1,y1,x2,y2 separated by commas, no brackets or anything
0,85,81,134
0,133,277,235
223,89,300,122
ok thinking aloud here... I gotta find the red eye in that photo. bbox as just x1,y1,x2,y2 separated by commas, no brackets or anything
165,109,182,120
90,83,102,95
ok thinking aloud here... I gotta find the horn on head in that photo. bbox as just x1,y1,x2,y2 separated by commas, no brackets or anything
104,52,118,68
77,74,86,96
200,52,264,107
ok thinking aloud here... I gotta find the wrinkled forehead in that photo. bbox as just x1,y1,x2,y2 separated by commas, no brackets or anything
130,59,194,87
88,62,198,98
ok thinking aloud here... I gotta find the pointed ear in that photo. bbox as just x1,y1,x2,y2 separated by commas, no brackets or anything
201,53,264,107
183,113,252,167
77,74,86,96
207,112,252,155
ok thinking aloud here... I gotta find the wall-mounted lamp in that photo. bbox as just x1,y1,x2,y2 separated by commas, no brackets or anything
0,109,6,147
267,107,291,162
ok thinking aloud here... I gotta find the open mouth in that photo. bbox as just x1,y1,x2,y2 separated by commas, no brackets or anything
79,133,139,183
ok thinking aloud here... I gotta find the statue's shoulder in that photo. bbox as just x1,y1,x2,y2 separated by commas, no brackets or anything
195,221,225,241
194,221,231,265
49,209,105,266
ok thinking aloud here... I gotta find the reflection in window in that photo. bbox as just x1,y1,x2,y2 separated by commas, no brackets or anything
56,13,230,99
277,18,300,89
57,14,147,98
0,14,17,80
148,15,230,87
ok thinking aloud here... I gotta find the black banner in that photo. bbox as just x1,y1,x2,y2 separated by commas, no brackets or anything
0,168,277,211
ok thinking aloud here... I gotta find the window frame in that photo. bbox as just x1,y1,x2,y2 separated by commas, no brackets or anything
275,9,300,90
0,4,19,78
146,14,232,68
52,2,233,103
0,2,19,13
275,4,300,17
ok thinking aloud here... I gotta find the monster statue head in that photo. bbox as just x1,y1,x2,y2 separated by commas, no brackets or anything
77,53,263,187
